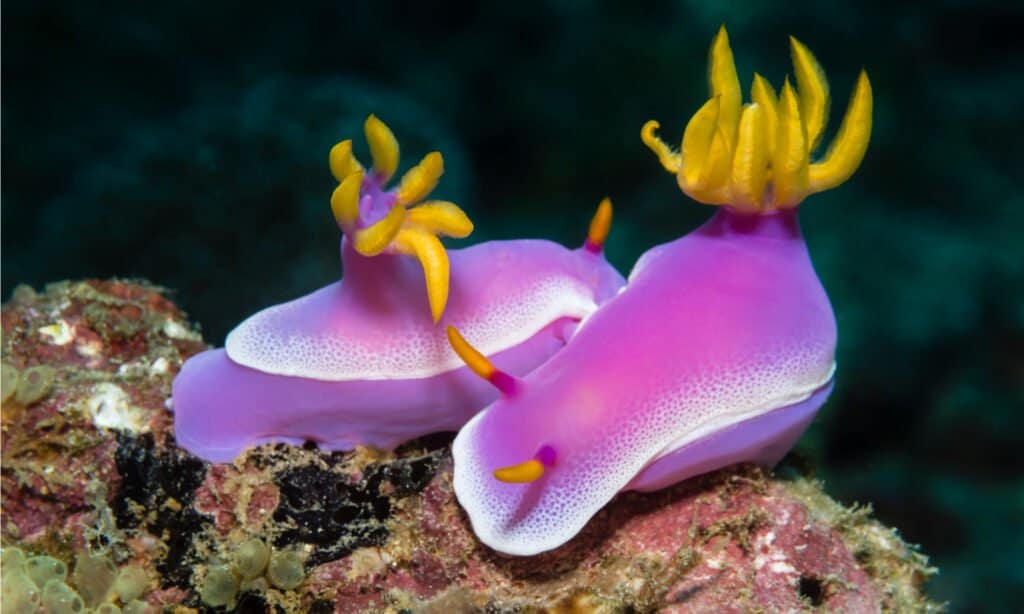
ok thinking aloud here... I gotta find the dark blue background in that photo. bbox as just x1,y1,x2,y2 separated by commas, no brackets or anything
4,2,1022,610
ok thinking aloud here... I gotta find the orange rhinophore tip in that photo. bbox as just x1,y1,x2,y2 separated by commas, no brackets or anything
494,459,545,483
446,326,519,396
584,197,613,254
493,445,557,483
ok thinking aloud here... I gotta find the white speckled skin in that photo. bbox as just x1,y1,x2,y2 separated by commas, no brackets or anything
226,239,619,380
453,208,837,555
173,235,624,462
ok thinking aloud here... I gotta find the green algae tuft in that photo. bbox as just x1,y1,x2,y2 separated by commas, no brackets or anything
233,538,271,580
200,564,239,608
1,362,19,403
42,578,86,613
111,565,149,604
1,552,43,611
121,600,151,614
267,550,306,590
71,553,117,607
26,555,69,589
15,365,56,406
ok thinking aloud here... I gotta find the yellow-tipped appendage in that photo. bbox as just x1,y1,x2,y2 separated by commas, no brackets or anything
446,325,520,397
642,26,872,210
808,70,872,193
641,121,681,173
446,326,498,381
352,205,407,257
330,170,364,227
447,325,546,484
493,459,545,483
364,114,400,181
396,152,444,206
328,116,474,322
790,37,830,152
329,140,363,182
585,197,613,252
396,229,449,322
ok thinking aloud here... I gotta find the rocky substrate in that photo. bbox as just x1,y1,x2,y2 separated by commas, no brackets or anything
1,280,942,613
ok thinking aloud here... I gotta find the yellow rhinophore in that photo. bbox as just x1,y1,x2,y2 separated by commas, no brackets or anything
446,326,500,382
493,459,545,483
329,116,474,322
585,197,614,253
642,26,872,211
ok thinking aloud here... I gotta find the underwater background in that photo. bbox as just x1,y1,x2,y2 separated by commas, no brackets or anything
3,1,1021,611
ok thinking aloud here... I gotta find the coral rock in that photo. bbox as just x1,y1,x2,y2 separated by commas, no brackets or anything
2,279,940,612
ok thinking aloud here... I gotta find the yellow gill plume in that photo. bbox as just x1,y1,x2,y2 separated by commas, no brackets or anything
329,115,474,322
642,26,873,211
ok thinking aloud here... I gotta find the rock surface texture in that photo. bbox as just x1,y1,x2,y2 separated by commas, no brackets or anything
1,280,942,612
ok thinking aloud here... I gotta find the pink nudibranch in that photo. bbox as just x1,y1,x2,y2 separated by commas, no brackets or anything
450,27,872,556
171,117,625,463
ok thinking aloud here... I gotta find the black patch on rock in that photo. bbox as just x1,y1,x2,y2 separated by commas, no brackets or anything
188,591,284,614
798,574,825,606
235,592,285,614
272,451,442,566
394,431,456,455
366,450,443,497
308,600,336,614
113,433,209,588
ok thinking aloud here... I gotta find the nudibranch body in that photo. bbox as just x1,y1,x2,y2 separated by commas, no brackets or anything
451,28,872,556
172,116,624,462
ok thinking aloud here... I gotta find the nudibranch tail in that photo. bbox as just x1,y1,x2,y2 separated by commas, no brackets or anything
642,26,872,211
446,326,520,397
328,115,475,321
583,197,613,254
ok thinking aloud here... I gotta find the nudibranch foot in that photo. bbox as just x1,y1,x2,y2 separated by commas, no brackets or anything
625,378,834,492
173,317,580,463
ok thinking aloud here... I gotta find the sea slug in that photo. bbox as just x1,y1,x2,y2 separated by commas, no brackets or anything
449,27,872,555
171,116,624,462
